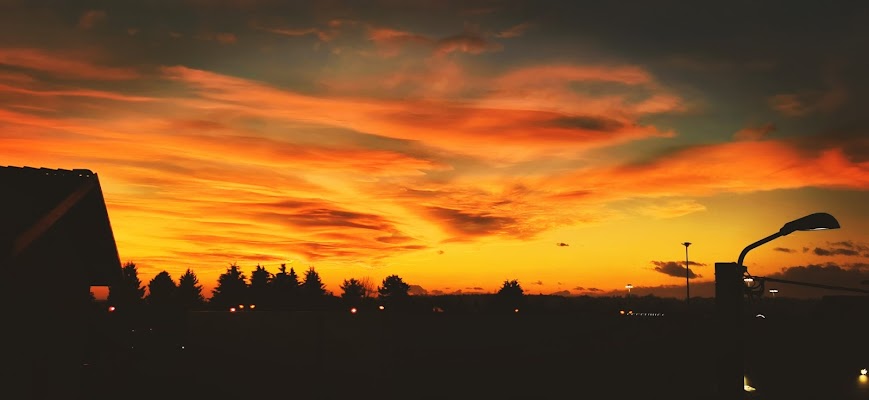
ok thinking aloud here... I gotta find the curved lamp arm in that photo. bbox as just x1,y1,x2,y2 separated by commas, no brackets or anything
737,231,784,275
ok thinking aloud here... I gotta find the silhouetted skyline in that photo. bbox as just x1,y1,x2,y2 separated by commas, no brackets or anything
1,1,867,298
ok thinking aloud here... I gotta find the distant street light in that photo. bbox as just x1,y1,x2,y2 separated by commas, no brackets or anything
625,283,633,295
715,212,840,399
682,242,692,304
769,289,779,299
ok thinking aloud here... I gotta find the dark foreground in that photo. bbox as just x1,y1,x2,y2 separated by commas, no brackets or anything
79,304,868,400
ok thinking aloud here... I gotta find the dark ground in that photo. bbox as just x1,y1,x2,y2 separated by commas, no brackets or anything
79,301,868,400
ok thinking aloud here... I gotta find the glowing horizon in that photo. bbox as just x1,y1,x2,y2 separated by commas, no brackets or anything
3,2,868,299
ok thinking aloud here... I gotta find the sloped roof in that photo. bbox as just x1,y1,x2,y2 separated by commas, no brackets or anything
0,166,122,285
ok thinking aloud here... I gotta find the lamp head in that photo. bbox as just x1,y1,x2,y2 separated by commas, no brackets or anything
779,212,840,236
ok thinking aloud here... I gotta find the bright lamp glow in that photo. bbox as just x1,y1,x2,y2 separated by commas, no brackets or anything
779,212,840,236
861,368,867,376
744,376,756,392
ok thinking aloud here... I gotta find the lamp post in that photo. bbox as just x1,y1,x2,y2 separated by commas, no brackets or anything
682,242,692,304
715,212,839,399
768,289,778,299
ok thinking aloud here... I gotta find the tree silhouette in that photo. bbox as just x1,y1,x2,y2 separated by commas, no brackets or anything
378,275,410,299
108,261,146,312
147,271,177,308
249,264,272,309
496,279,524,311
210,263,248,309
300,267,326,308
271,264,300,310
340,278,365,305
498,279,524,297
177,269,205,309
358,276,376,299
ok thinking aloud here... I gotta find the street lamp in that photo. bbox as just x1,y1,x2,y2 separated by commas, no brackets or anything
737,212,840,273
715,212,840,399
682,242,692,304
625,283,633,295
768,289,778,299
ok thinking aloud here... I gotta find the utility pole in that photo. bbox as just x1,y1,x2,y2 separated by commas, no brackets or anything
682,242,692,304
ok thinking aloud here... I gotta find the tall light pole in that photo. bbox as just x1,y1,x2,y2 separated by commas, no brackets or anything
682,242,692,304
715,212,840,399
625,283,633,310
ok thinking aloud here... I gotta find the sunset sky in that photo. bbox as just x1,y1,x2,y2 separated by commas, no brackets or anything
2,1,867,299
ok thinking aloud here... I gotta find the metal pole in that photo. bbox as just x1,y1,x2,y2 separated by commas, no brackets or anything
715,262,743,399
682,242,692,304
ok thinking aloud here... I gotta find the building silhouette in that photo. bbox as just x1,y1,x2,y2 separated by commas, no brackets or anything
1,166,122,399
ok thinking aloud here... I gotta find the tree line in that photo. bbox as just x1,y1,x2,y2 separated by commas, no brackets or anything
105,262,526,313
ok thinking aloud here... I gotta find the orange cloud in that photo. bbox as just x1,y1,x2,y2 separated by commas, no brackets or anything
733,123,776,141
434,31,503,55
215,33,238,44
77,10,106,30
162,64,676,159
366,25,503,57
256,25,338,42
0,83,155,102
0,48,139,80
495,22,532,38
549,139,869,201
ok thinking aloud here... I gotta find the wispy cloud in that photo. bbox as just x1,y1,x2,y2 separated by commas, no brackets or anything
495,22,532,38
733,123,776,141
77,10,107,30
0,48,140,80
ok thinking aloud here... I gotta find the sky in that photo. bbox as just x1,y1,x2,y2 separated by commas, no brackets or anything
2,0,868,299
